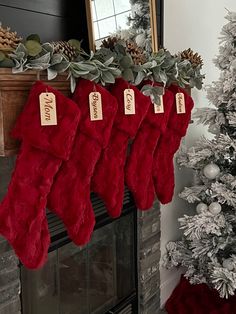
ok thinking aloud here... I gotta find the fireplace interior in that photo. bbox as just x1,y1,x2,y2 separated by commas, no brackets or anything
20,191,138,314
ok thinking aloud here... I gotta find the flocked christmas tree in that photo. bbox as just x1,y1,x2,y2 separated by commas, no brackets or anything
163,11,236,299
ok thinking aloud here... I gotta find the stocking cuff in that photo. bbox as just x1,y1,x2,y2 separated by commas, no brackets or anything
167,84,194,136
12,81,81,160
140,82,174,132
73,79,118,148
110,78,150,138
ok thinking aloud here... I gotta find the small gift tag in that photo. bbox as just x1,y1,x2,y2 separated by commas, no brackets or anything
176,93,186,114
124,89,135,115
39,92,57,126
154,95,164,113
89,92,103,121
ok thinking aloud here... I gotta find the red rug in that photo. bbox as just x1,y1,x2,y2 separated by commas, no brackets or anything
165,275,236,314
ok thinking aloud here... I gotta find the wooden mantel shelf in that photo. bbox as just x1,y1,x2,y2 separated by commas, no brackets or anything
0,68,71,156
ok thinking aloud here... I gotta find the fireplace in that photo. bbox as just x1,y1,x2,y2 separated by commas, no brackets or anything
0,157,161,314
20,190,138,314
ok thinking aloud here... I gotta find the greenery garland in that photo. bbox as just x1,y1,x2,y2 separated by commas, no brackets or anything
0,33,205,102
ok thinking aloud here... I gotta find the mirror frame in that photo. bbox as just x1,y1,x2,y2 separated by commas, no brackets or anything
85,0,159,53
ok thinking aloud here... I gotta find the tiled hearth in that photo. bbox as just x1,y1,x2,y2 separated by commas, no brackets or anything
0,157,161,314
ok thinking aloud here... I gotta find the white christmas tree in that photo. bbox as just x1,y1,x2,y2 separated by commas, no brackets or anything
163,11,236,299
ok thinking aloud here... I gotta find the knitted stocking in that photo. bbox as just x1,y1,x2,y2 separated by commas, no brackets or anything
152,84,194,204
91,78,150,218
0,81,80,269
125,82,174,210
47,79,118,245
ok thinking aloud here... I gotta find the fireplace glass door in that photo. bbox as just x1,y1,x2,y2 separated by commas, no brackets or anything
21,213,136,314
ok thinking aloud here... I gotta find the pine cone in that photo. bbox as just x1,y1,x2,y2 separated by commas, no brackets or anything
51,41,78,61
101,37,118,51
0,24,22,53
126,40,146,65
180,48,203,68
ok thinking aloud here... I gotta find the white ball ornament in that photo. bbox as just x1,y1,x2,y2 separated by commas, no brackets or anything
196,203,208,214
208,202,222,215
223,258,235,271
203,163,220,180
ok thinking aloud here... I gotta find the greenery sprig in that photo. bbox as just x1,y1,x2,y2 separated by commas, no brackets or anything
0,34,205,95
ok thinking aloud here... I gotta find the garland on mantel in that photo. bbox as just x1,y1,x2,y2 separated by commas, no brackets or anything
0,24,205,99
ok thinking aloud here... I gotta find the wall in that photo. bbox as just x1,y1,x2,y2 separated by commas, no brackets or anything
0,0,89,50
161,0,236,307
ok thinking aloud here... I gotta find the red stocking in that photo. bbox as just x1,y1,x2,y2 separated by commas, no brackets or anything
92,78,150,218
153,85,194,204
125,81,174,210
0,81,80,269
47,79,118,245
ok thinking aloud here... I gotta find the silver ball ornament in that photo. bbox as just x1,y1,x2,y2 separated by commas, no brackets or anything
196,203,208,214
223,258,235,271
203,163,220,180
208,202,222,215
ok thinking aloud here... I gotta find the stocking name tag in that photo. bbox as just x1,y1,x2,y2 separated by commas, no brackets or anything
89,92,103,121
39,92,57,126
154,95,164,113
124,89,135,115
176,93,186,114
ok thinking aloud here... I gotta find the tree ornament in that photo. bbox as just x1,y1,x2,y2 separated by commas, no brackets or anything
223,258,235,271
208,202,222,215
203,163,220,179
196,202,208,214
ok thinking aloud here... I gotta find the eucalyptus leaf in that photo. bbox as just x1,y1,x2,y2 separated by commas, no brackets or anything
26,34,41,43
0,51,5,61
0,58,14,68
120,55,133,69
122,68,134,82
25,40,42,57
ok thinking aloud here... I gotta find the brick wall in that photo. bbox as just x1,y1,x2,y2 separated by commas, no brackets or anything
138,200,161,314
0,157,21,314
